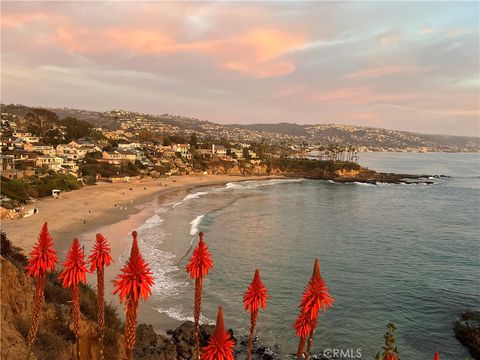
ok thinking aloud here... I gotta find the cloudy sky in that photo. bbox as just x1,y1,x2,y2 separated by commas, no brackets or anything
1,1,479,136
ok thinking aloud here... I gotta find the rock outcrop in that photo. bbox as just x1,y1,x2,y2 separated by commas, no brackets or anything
454,312,480,359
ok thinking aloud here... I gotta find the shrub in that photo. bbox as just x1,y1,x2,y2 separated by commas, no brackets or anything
1,231,28,269
0,177,30,203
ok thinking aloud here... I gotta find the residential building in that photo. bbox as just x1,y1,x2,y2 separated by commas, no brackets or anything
212,145,227,157
23,142,56,156
35,155,65,171
172,143,191,159
101,150,137,164
13,132,40,143
1,155,15,171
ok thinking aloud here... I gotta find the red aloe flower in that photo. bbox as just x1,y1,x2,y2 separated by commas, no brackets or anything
186,231,213,279
433,352,440,360
113,236,154,303
294,310,313,339
89,233,113,360
59,238,88,360
59,238,88,288
202,305,235,360
294,258,335,359
129,230,140,258
243,269,269,360
294,309,312,358
186,231,213,360
89,233,112,272
113,231,154,360
25,223,58,360
26,222,58,277
383,354,398,360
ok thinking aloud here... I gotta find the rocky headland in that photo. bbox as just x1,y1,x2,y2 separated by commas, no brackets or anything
203,158,437,185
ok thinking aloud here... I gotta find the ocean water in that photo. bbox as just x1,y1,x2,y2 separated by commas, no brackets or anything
134,152,480,359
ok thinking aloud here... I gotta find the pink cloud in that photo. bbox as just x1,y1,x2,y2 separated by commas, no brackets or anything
277,86,414,105
345,65,420,79
49,24,305,78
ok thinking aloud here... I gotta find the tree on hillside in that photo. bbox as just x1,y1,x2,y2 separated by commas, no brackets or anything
243,147,251,160
24,109,60,138
189,132,199,148
60,117,93,142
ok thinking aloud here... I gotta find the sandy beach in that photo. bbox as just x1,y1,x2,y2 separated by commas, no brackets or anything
1,174,278,251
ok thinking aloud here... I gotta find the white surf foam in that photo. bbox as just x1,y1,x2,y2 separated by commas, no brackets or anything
154,305,214,324
225,178,304,190
189,215,205,236
354,182,376,186
172,191,210,208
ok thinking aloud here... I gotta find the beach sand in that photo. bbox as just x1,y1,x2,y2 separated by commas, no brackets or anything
1,174,280,333
1,174,276,251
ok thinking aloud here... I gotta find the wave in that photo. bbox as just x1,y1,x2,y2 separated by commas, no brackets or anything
189,215,205,236
172,191,210,208
137,213,164,230
154,305,213,324
173,179,304,209
225,178,304,190
353,182,376,186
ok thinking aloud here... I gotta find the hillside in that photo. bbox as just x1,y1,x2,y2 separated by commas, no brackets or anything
2,104,479,151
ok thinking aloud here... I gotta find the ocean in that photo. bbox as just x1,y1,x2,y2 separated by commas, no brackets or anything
133,152,480,359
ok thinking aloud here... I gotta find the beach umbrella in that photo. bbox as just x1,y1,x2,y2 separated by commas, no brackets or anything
25,222,58,360
294,258,335,359
202,305,235,360
186,231,213,360
89,233,113,360
243,269,269,360
59,238,88,360
113,231,154,360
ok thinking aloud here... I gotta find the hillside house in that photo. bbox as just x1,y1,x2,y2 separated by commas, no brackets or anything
172,144,191,159
12,132,40,143
101,150,137,165
35,155,65,171
23,142,56,156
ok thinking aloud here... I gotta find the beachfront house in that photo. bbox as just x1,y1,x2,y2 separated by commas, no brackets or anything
230,148,244,160
196,145,214,158
35,155,65,171
56,141,101,161
212,144,227,158
101,150,137,165
172,143,191,159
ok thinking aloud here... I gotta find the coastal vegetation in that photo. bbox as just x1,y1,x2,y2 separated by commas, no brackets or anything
1,173,81,206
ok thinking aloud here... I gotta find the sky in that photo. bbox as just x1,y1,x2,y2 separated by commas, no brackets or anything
1,1,479,136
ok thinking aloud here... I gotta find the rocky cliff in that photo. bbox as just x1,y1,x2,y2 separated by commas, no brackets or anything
202,158,432,184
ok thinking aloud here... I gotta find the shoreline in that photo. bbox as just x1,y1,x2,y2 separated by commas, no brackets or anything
1,174,283,252
1,174,285,334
